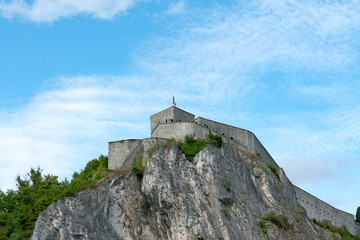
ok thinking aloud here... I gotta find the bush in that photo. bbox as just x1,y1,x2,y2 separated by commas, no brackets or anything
224,182,231,192
164,138,177,149
267,164,280,180
206,131,222,148
140,198,150,214
185,133,196,144
132,155,146,179
178,137,207,162
312,219,360,240
147,143,162,157
356,207,360,223
261,211,291,231
222,208,230,219
258,217,269,234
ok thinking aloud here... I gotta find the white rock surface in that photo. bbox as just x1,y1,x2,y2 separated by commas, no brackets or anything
32,142,324,240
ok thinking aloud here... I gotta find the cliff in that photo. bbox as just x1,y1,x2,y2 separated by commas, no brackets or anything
31,141,346,239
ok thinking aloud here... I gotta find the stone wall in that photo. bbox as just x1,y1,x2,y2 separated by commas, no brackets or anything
294,185,360,236
108,138,168,171
150,106,194,133
151,122,210,141
195,117,279,168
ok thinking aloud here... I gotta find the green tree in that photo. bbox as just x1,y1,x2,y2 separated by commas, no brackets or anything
356,206,360,223
0,155,110,239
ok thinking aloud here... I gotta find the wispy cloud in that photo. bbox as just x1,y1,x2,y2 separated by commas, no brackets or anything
166,1,186,15
0,75,172,190
0,0,135,23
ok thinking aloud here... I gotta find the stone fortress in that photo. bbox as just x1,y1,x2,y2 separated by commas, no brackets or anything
109,106,360,236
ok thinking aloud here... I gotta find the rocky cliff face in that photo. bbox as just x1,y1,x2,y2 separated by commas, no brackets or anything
32,141,327,240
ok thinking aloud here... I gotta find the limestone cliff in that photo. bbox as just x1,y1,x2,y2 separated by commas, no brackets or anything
32,141,332,240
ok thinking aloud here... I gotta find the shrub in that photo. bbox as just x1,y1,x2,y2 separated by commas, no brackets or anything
258,217,269,234
185,133,196,144
140,198,150,214
147,143,162,157
267,164,280,181
178,137,207,162
356,207,360,223
261,211,291,231
312,219,360,240
222,208,230,219
224,182,231,192
206,131,222,148
164,138,177,149
132,155,146,179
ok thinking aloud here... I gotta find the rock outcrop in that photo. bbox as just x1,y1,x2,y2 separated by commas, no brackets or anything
32,141,330,239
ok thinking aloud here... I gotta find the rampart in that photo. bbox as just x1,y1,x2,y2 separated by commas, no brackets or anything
294,186,360,236
151,118,279,168
195,117,279,168
109,138,168,171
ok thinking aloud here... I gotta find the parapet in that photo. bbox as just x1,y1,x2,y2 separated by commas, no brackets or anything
294,185,360,236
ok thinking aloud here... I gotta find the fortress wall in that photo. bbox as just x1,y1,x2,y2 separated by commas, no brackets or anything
150,107,194,133
294,185,360,236
151,122,211,141
109,138,168,171
173,109,195,124
253,135,279,168
195,117,252,151
150,109,173,133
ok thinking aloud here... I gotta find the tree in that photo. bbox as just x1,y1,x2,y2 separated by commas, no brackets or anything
356,207,360,223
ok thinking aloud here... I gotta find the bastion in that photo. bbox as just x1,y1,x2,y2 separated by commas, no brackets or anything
108,106,360,236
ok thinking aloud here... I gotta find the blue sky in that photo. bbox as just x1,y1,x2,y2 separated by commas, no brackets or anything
0,0,359,215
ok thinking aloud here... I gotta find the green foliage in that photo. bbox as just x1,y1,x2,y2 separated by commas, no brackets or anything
164,138,176,149
256,153,262,159
147,143,162,158
140,197,150,214
221,208,230,219
224,182,231,192
312,219,360,240
258,217,269,234
185,133,196,144
206,131,222,148
260,211,291,231
356,207,360,223
205,196,211,207
132,155,147,179
0,155,110,239
178,136,207,162
267,164,280,181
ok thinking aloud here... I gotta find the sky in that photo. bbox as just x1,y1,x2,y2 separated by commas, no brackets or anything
0,0,359,215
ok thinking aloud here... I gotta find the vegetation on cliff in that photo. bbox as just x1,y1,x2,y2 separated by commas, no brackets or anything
0,155,110,240
312,219,360,240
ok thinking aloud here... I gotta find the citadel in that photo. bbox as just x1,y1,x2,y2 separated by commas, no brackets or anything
108,106,360,236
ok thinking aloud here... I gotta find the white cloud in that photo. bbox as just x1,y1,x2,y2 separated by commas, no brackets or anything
166,1,185,15
0,0,135,23
0,75,174,191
